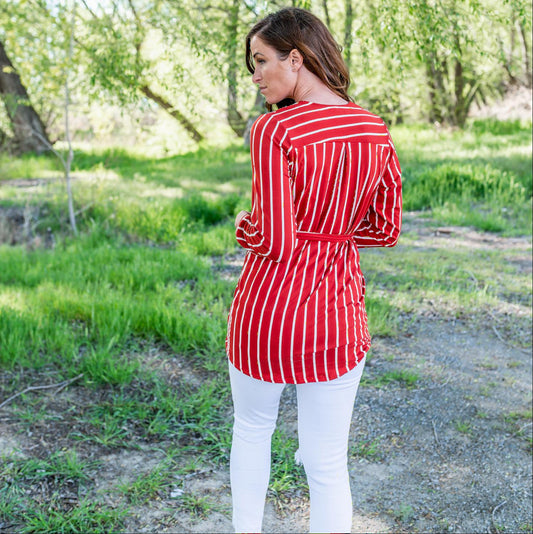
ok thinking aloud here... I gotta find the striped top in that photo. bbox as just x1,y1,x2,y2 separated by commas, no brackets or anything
226,101,402,384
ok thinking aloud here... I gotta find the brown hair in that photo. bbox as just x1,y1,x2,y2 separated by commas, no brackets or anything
245,7,352,111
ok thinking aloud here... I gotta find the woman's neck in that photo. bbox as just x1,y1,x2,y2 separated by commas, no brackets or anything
292,68,348,105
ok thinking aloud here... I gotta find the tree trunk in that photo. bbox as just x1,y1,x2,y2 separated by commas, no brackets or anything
0,40,51,153
518,22,532,88
425,54,446,123
64,7,77,235
343,0,353,73
226,0,246,137
453,56,466,127
452,33,469,128
322,0,331,28
140,85,204,143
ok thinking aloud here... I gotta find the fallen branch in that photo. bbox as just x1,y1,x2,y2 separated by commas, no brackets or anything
74,201,95,217
432,419,440,446
491,499,507,532
515,422,533,436
488,311,530,355
0,374,83,410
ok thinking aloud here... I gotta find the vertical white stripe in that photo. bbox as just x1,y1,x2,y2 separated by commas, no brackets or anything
342,248,351,371
337,143,353,233
244,259,277,379
275,247,306,383
257,259,292,381
318,143,346,233
290,244,312,382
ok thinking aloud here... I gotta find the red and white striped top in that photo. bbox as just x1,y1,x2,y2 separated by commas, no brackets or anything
226,101,402,384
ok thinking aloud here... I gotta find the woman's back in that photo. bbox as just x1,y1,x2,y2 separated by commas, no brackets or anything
275,101,399,239
227,101,401,384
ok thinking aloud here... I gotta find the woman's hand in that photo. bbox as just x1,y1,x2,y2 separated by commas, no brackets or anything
235,210,249,228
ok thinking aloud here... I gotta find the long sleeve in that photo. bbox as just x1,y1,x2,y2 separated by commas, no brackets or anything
236,114,296,262
353,133,402,248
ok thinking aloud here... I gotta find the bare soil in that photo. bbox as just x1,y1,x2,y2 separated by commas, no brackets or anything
0,220,531,534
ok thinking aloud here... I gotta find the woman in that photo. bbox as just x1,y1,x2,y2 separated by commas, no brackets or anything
226,7,402,533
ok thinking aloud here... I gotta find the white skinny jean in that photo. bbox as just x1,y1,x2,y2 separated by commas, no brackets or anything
228,357,366,534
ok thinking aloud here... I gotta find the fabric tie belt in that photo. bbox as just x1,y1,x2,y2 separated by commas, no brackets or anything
296,231,355,243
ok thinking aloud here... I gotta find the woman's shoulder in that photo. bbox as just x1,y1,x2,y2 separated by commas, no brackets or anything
251,101,391,145
250,104,302,137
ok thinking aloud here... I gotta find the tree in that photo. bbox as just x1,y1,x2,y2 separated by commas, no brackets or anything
77,0,204,142
0,40,51,153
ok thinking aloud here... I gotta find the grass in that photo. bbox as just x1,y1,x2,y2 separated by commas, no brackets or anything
454,420,473,436
362,368,420,389
350,438,383,461
269,430,307,501
0,118,531,531
118,461,176,504
0,451,125,533
179,492,217,519
393,502,416,523
393,118,532,235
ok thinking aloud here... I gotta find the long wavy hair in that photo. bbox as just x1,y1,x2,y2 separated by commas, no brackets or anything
245,7,352,111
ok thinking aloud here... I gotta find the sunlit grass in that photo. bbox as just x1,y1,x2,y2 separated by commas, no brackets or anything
393,119,532,234
362,244,532,312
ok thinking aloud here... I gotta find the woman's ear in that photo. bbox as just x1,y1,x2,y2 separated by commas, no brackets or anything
289,48,304,71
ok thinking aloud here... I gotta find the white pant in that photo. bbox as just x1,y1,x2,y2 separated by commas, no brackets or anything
228,358,366,533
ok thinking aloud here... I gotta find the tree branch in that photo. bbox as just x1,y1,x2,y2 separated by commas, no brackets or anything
0,374,83,410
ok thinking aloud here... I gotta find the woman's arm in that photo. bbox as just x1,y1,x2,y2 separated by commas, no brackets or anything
235,114,296,262
353,134,402,248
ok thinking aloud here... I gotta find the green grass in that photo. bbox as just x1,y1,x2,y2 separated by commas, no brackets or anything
18,499,126,534
454,420,473,436
0,451,125,533
361,243,532,344
178,492,217,519
393,118,532,235
269,430,308,501
362,368,420,389
118,461,176,504
350,438,383,461
0,118,531,531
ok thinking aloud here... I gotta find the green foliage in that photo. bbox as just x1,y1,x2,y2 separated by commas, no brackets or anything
18,499,125,534
0,234,230,373
454,420,473,436
178,493,215,519
2,0,531,147
0,152,61,181
2,450,93,484
350,438,383,461
394,503,416,523
363,369,420,389
469,118,533,136
365,295,398,337
181,194,239,226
